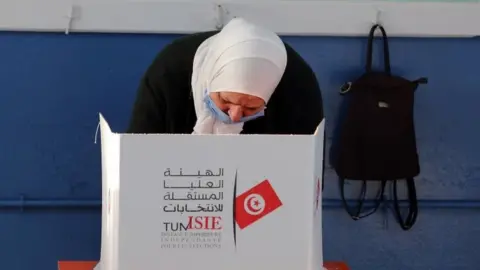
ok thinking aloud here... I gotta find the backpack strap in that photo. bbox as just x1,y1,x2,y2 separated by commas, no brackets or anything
339,178,387,220
366,24,391,75
339,177,418,231
412,77,429,91
392,177,418,230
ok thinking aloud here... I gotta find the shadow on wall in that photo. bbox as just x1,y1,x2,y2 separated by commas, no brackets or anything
0,32,479,270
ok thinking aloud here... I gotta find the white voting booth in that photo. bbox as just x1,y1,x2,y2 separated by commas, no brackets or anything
95,113,325,270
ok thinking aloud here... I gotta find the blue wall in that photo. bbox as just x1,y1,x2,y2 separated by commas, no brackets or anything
0,31,479,270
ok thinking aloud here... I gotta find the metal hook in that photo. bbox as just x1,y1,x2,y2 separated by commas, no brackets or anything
215,4,225,30
64,5,75,35
214,3,231,30
375,8,383,26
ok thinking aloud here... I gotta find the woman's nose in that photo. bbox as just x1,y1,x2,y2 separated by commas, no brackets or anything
228,105,243,122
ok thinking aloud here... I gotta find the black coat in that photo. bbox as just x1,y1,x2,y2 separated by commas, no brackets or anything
127,31,324,135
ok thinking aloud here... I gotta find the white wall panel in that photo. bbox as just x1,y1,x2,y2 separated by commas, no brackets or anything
0,0,479,37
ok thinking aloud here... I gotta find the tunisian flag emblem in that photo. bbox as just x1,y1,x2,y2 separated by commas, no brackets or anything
235,179,283,229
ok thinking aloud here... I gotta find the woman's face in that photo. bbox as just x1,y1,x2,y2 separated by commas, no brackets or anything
209,91,265,122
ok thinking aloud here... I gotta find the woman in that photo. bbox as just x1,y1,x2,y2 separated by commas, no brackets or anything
127,18,323,135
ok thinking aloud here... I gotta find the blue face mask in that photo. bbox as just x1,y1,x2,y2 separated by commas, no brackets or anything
204,92,265,124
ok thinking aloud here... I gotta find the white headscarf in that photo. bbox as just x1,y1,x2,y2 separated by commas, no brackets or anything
191,18,288,135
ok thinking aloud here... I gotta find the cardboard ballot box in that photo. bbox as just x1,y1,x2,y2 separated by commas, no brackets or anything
96,113,325,270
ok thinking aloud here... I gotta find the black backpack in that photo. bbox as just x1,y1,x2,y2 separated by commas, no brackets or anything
331,24,428,230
